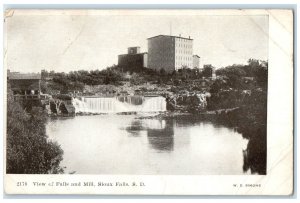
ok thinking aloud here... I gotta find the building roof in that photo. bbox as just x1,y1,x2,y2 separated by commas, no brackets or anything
8,72,41,80
147,35,193,41
118,52,148,56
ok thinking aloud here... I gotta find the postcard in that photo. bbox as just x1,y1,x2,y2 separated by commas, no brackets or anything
3,9,293,195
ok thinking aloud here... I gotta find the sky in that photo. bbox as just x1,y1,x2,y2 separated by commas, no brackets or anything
5,10,269,73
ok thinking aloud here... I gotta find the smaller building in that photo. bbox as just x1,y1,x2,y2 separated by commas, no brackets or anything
8,71,41,101
193,55,200,69
118,47,148,72
128,47,140,54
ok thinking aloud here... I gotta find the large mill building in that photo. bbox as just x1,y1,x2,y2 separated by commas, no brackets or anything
147,35,200,73
118,35,200,73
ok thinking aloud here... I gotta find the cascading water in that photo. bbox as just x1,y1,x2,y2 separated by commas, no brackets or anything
72,96,166,114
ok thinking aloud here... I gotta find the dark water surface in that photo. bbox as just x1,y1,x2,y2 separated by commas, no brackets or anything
46,114,250,174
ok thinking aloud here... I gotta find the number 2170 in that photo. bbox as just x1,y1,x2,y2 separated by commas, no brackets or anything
17,182,27,186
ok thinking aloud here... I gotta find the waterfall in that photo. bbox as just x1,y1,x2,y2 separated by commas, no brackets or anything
72,96,166,114
141,97,166,112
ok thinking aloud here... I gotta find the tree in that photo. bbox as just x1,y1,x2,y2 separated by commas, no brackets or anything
247,58,260,68
6,88,64,174
159,68,167,76
202,64,214,78
215,65,246,89
210,78,228,93
41,69,49,80
251,60,268,89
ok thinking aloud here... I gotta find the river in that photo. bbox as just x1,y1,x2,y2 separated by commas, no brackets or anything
46,114,249,175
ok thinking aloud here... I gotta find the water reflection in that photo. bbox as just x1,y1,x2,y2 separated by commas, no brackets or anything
124,120,144,137
147,120,174,152
242,125,267,175
125,119,174,151
47,115,250,174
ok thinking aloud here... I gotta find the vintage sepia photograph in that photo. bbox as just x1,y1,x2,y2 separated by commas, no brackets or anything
3,9,293,195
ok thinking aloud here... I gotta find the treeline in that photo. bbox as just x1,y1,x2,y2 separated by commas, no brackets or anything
213,59,268,91
207,59,268,110
41,64,216,94
41,65,124,94
6,88,64,174
41,58,267,95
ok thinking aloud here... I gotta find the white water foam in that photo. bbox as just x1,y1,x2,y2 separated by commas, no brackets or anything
72,96,166,114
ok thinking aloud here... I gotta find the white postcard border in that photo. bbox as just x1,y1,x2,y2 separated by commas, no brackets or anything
3,9,294,195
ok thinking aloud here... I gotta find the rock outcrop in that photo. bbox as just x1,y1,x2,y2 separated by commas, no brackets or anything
166,92,210,113
45,95,75,116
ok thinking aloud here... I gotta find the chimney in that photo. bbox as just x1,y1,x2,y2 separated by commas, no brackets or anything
179,34,181,37
189,36,190,39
